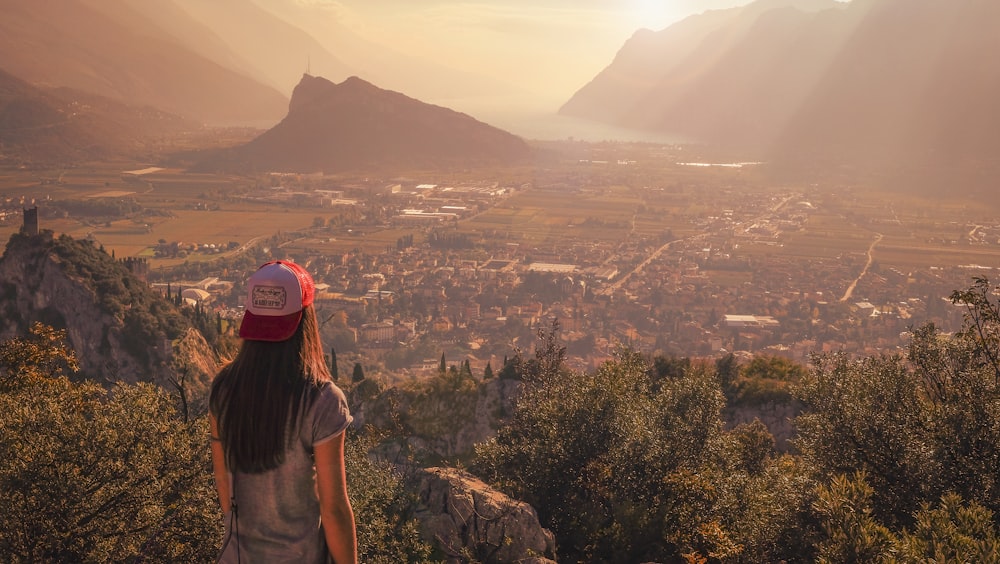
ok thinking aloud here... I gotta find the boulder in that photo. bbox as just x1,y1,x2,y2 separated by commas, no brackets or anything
412,467,557,563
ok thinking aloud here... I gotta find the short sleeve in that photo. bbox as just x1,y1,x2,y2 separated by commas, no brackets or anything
308,382,353,446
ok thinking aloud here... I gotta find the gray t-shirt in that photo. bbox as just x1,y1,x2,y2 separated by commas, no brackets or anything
218,381,352,564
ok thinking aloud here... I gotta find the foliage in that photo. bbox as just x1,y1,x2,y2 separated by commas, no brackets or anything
352,362,365,383
724,355,805,406
950,275,1000,384
795,318,1000,526
896,493,1000,562
427,230,473,250
49,233,188,339
395,366,479,457
46,197,144,219
812,472,1000,563
475,323,820,562
475,331,738,562
4,232,191,367
812,472,894,563
346,430,437,563
0,322,79,392
794,351,944,525
0,377,220,562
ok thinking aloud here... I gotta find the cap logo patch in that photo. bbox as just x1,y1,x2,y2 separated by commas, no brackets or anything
252,285,287,309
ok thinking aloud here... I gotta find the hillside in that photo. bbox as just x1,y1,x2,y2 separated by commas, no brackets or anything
0,231,217,388
560,0,1000,167
166,0,356,95
0,67,196,165
0,0,287,125
197,74,533,173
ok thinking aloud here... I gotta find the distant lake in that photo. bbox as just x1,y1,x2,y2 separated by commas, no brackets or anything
677,162,763,168
440,99,690,144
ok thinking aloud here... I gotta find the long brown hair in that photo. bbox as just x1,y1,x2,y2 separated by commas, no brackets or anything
210,305,331,473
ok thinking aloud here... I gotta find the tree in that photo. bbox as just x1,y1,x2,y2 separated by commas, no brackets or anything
439,352,446,374
795,277,1000,526
812,473,1000,563
794,351,942,525
475,339,738,562
714,352,739,392
812,472,894,563
483,361,494,380
0,322,79,392
0,374,219,561
352,362,365,383
727,354,805,405
330,348,339,381
346,430,435,562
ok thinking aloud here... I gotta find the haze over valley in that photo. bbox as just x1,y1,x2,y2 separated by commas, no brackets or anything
5,1,1000,561
4,0,1000,373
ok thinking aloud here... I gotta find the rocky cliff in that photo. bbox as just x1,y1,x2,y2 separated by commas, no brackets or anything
0,231,218,388
412,467,557,563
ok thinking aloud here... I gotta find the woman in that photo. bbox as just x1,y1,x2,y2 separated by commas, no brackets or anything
210,260,357,563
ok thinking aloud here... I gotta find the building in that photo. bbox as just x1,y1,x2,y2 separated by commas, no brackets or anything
21,206,38,235
724,314,780,329
361,321,395,343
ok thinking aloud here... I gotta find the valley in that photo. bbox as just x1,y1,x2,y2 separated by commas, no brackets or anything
3,140,996,383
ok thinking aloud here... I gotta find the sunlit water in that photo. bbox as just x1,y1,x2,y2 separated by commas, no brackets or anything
490,111,690,144
438,97,690,144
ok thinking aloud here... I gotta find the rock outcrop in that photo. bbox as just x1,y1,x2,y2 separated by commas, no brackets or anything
0,231,218,386
412,467,557,564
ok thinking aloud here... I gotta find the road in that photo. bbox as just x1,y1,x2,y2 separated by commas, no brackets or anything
606,193,796,293
840,232,883,302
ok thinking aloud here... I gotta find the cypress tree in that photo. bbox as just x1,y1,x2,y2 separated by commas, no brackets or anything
330,348,339,381
352,362,364,383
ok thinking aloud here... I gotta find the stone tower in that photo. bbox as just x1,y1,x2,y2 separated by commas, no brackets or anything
21,206,38,236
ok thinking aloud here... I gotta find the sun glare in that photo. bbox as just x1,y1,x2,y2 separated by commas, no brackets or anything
629,0,675,31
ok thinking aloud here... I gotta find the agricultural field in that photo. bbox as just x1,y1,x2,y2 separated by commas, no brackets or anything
4,148,1000,280
0,164,314,268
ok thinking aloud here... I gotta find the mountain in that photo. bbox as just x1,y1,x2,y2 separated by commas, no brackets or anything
0,68,192,165
777,0,1000,165
167,0,356,96
198,75,532,173
0,231,217,388
560,0,1000,167
249,0,520,103
0,0,287,125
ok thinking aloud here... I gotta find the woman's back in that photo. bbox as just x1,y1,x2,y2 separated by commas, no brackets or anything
210,261,356,563
217,381,351,563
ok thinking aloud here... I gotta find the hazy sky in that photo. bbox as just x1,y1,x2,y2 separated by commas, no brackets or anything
280,1,753,106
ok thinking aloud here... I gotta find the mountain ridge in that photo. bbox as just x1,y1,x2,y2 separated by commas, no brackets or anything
196,74,532,174
0,67,194,165
561,0,1000,170
0,0,288,125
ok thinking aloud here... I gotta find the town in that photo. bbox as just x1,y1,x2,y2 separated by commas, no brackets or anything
1,141,993,382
